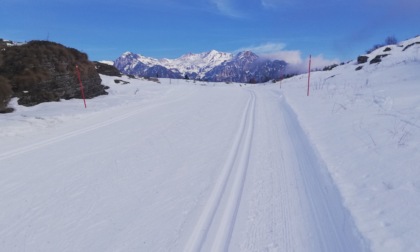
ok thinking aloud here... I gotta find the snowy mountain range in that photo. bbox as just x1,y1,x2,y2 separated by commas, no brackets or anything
114,50,287,83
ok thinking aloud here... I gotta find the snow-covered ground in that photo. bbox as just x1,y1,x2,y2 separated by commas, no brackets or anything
1,37,419,251
280,37,420,252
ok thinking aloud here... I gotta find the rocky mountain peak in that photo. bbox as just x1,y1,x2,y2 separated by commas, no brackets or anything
114,49,286,83
235,51,259,61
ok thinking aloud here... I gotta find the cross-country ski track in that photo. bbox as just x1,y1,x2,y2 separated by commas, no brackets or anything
0,83,368,251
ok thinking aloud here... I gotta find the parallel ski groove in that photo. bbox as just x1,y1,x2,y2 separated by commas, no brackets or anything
184,90,256,252
0,110,141,161
210,91,255,251
0,97,187,161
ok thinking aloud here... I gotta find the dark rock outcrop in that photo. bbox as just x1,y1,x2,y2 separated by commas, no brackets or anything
94,61,122,77
370,54,389,64
0,39,7,49
0,76,13,113
0,40,108,107
403,41,420,51
355,66,363,71
357,56,369,64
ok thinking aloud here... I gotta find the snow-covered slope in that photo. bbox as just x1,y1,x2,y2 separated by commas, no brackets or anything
1,36,420,252
0,76,367,252
281,35,420,252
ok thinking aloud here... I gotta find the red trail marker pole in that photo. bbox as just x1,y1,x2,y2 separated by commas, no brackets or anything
307,55,311,96
279,66,283,89
75,65,87,108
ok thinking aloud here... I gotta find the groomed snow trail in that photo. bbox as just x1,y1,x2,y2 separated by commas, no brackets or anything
231,87,368,251
0,87,190,161
0,82,368,251
184,90,256,252
182,86,368,252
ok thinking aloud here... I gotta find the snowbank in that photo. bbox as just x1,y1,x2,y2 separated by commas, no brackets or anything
281,36,420,251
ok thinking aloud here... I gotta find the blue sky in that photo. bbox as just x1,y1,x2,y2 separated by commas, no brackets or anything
1,0,419,66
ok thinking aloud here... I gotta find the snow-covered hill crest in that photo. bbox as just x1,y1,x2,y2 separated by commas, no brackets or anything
353,35,420,70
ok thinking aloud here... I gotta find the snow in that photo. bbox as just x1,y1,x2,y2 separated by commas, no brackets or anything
118,50,233,78
98,60,114,66
3,39,26,47
281,36,420,252
1,36,420,251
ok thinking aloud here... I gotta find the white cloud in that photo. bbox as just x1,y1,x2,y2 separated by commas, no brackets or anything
261,0,291,8
310,55,340,70
236,42,286,54
235,42,302,64
235,42,340,73
262,50,303,65
261,0,274,8
210,0,243,18
287,54,340,74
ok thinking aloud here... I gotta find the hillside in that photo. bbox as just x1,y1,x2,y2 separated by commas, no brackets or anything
0,40,109,111
281,35,420,251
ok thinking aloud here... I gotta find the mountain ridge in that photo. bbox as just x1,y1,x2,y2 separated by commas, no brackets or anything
114,50,287,83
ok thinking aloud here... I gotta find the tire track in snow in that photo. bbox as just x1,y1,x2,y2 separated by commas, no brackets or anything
184,90,256,252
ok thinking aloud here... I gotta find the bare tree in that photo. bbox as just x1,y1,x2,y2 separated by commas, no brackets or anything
385,36,398,45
